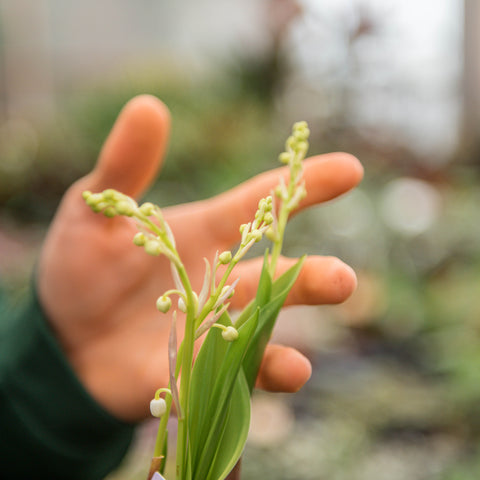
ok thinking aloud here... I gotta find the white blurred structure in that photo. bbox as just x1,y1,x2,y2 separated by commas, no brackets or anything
0,0,268,118
0,0,472,161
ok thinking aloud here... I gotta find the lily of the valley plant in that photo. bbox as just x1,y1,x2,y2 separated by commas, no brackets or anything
83,122,310,480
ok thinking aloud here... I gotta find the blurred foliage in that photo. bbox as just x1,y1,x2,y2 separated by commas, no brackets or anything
2,55,480,480
0,62,291,222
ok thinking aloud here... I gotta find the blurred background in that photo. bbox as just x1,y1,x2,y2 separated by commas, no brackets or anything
1,0,480,478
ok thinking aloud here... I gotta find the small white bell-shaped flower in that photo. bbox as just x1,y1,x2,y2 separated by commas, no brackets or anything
150,397,167,418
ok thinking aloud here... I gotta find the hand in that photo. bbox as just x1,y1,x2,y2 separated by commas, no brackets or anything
37,95,363,422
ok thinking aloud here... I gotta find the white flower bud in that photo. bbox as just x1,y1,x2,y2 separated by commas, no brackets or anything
220,285,234,300
222,326,239,342
150,397,167,418
178,297,187,313
144,239,162,256
156,295,172,313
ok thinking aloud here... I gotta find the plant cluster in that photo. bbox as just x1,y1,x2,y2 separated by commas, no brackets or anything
83,121,310,480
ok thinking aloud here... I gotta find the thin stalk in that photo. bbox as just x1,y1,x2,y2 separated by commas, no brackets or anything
175,265,196,480
268,205,289,277
194,258,237,330
153,393,172,459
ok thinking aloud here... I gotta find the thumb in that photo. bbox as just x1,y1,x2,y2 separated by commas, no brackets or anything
84,95,171,198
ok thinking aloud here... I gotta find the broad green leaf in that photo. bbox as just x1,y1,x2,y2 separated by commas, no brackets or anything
188,311,232,450
189,309,258,480
234,251,272,330
254,250,272,305
187,256,304,478
242,256,306,391
204,370,250,480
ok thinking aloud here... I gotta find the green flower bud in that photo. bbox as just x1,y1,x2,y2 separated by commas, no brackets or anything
85,193,102,207
133,232,146,246
294,128,310,142
293,121,310,141
82,190,92,200
279,152,291,164
103,206,117,218
116,201,134,217
222,326,239,342
139,202,155,216
274,185,284,199
252,230,262,242
286,135,296,150
156,295,172,313
263,212,274,225
264,196,273,211
102,189,116,200
265,226,277,242
295,140,309,155
150,397,167,418
144,239,162,256
218,251,232,265
294,120,308,130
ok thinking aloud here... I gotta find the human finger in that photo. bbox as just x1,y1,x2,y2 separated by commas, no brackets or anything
255,344,312,392
82,95,171,198
228,255,357,309
202,153,363,247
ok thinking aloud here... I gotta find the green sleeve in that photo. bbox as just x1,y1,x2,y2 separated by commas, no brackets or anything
0,284,136,479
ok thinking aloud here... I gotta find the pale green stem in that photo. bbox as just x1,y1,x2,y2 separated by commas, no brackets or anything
269,205,289,277
269,156,302,276
175,265,196,480
194,258,238,330
153,392,173,459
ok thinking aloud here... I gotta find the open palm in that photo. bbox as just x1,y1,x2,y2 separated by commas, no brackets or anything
37,95,363,422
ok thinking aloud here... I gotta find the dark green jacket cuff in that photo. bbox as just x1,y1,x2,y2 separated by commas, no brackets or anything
0,286,135,479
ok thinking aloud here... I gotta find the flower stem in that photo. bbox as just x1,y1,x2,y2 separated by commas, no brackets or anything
175,265,196,480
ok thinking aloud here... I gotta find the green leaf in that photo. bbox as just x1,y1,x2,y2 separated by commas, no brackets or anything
204,370,250,480
254,249,272,305
188,312,231,453
189,309,258,480
242,256,306,391
186,255,305,478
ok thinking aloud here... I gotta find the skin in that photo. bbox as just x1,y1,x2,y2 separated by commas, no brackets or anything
37,95,363,424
